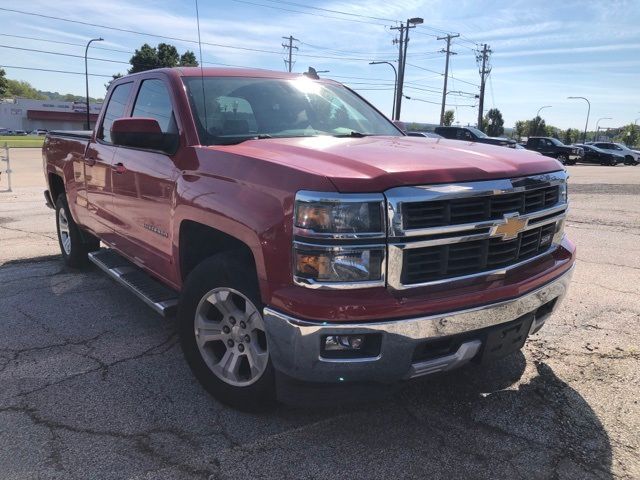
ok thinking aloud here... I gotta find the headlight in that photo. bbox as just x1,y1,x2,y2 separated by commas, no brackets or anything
294,191,384,235
293,191,386,288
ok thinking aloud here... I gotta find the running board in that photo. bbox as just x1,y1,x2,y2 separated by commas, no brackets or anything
88,248,178,317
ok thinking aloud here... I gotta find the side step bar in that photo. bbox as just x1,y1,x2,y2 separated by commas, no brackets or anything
88,248,179,317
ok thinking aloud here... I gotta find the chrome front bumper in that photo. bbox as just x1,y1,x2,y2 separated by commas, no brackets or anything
263,266,573,383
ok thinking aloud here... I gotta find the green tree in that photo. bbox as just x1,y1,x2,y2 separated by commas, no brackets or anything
180,51,198,67
4,79,46,99
483,108,504,136
514,120,527,140
613,123,639,147
443,109,454,126
0,68,7,97
527,116,547,136
127,43,199,74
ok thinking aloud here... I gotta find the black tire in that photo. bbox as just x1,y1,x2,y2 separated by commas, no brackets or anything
625,155,637,166
557,154,568,165
55,194,99,268
178,253,276,411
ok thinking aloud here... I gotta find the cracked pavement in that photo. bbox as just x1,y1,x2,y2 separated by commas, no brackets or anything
1,150,638,479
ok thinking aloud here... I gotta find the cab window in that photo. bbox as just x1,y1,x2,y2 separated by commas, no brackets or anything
132,79,177,134
99,82,133,143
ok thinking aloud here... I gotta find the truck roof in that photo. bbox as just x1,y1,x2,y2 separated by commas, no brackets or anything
117,67,341,84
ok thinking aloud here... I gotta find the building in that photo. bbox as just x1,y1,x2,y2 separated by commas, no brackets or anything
0,98,103,131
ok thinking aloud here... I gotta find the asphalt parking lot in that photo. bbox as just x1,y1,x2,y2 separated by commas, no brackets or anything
1,148,639,479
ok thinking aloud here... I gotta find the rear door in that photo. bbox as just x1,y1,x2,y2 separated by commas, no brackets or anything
110,77,180,276
83,81,133,241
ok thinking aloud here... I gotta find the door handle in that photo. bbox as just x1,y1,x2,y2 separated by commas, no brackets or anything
112,162,127,174
85,157,97,166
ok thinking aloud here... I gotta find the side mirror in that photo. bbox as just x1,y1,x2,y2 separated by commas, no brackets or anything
392,120,407,133
111,117,178,154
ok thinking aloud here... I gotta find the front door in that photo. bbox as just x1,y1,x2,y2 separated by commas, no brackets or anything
84,81,134,243
110,78,179,277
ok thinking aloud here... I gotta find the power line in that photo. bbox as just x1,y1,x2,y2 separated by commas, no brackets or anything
0,33,131,54
228,0,392,26
263,0,398,23
0,64,113,78
0,44,129,65
406,62,479,88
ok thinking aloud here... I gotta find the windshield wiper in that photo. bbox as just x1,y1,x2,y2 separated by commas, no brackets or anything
333,131,369,138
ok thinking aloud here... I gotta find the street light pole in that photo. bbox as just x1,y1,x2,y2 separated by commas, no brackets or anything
369,61,398,119
535,105,552,136
567,96,590,143
595,117,612,141
85,37,104,130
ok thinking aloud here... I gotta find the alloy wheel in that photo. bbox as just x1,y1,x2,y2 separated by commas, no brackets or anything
194,287,269,387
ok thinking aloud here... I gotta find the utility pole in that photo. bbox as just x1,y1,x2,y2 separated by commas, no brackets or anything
390,17,423,121
281,35,299,73
437,33,459,125
476,43,491,131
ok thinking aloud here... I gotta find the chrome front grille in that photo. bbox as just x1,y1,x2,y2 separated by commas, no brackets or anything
402,223,556,284
385,171,568,289
402,186,559,229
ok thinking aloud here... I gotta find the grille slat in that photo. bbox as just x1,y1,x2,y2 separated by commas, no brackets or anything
403,186,560,230
402,224,555,285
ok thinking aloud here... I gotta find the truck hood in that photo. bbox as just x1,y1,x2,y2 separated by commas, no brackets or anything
212,136,563,192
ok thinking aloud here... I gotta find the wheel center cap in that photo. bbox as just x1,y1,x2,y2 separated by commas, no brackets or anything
231,325,243,343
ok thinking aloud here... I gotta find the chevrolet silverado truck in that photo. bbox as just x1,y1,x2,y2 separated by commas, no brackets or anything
525,137,583,165
43,68,575,409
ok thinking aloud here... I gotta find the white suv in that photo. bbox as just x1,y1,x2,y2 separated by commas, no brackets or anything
589,142,639,165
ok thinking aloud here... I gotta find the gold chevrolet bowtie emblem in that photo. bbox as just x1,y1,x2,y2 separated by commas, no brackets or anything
490,213,528,241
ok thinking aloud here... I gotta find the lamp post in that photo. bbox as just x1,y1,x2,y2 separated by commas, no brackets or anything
567,96,590,143
85,37,104,130
595,117,612,141
535,105,552,136
369,61,397,119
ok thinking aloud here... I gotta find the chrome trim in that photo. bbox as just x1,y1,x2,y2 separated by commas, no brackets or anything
385,171,567,238
408,340,481,379
388,242,562,290
292,241,386,290
384,171,568,289
263,266,573,383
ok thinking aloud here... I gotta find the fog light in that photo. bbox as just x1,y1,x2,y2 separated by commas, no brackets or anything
324,335,365,351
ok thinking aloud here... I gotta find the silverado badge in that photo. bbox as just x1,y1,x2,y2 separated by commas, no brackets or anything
490,213,528,241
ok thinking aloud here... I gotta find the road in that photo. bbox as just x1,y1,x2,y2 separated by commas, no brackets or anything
1,149,638,479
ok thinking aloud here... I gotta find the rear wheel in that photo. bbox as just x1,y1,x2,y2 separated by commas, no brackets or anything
55,194,99,268
179,253,276,410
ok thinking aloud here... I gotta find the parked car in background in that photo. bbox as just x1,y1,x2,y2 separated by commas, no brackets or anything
30,129,49,136
573,144,623,166
13,130,27,136
525,137,583,165
406,131,443,139
434,126,517,147
587,142,639,165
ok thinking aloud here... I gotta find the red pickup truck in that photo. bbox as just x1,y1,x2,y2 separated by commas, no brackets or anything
43,67,575,409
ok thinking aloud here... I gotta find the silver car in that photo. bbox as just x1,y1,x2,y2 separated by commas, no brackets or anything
588,142,639,165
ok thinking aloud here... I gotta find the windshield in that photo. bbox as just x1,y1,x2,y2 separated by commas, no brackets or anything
182,76,401,145
466,127,488,138
548,138,564,146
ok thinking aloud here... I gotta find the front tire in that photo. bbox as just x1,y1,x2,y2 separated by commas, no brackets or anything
178,253,276,410
55,194,99,268
557,154,568,165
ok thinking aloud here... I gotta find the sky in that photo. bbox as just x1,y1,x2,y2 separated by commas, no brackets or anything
1,0,639,130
